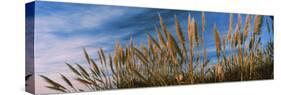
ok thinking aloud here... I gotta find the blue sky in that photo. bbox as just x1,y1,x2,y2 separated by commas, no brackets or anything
26,1,273,93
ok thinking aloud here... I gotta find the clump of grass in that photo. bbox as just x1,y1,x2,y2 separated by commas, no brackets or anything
41,13,273,93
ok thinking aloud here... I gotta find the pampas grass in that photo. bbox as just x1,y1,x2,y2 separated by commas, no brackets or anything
243,15,251,40
227,14,233,42
40,13,273,93
254,15,263,35
213,24,221,60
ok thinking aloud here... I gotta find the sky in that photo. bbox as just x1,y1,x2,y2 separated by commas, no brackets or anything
26,1,273,94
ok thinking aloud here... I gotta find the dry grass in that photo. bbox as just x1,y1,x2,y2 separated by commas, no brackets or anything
40,13,273,93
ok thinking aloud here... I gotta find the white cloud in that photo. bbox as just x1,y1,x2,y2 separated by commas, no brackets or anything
35,7,127,33
34,32,113,73
35,16,70,33
79,8,125,28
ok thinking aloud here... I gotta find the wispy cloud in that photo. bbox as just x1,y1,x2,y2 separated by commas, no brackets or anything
33,2,148,73
35,5,129,33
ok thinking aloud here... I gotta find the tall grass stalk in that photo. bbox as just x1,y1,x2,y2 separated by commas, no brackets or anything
40,13,273,93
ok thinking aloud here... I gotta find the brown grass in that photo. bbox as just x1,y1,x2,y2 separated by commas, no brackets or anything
40,13,273,93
